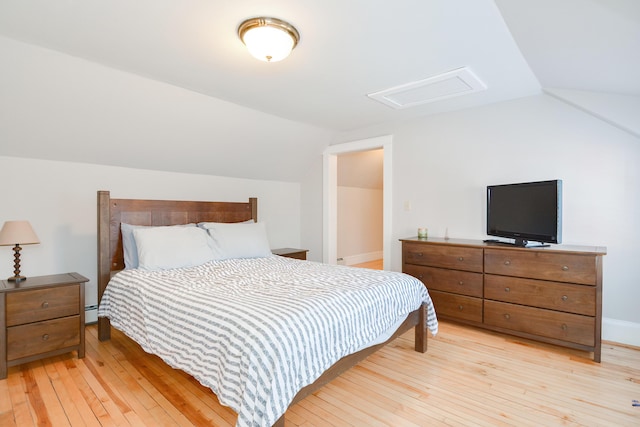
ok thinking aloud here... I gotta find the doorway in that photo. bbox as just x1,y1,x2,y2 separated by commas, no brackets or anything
323,135,393,270
336,149,384,268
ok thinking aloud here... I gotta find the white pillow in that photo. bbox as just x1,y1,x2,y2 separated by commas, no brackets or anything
133,226,216,271
202,221,272,260
197,219,255,229
121,223,196,269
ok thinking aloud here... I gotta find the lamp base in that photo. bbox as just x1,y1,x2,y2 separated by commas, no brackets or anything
7,275,26,282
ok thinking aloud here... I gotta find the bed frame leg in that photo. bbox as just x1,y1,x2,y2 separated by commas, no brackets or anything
272,415,285,427
414,304,427,353
98,317,111,341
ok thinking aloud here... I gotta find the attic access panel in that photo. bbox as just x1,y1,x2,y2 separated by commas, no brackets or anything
367,67,486,109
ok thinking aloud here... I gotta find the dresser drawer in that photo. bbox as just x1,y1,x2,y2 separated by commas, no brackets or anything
429,290,483,323
484,249,597,285
484,300,595,346
485,275,596,316
404,265,483,297
6,285,80,326
403,243,483,273
7,315,80,361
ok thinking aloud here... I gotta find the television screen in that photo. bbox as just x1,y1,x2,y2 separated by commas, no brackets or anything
486,180,562,246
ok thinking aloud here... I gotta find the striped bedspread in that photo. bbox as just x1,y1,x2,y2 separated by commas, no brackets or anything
98,256,438,427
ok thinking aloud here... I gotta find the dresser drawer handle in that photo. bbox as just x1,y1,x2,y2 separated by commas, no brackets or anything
458,257,465,262
41,301,49,309
413,252,424,257
562,265,569,271
458,281,464,286
561,324,568,331
504,287,510,292
561,295,568,301
458,305,464,311
504,313,511,320
504,260,511,266
42,334,50,341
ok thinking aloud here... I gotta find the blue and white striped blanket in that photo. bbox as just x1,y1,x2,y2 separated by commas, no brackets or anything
98,256,438,427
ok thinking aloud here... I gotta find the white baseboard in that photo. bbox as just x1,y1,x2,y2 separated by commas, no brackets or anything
602,317,640,347
341,251,383,266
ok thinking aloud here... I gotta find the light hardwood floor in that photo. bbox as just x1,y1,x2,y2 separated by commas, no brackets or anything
1,321,638,426
352,259,383,270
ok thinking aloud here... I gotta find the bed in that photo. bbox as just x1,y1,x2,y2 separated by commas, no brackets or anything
96,190,438,427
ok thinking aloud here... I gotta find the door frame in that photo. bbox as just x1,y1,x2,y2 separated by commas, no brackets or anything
323,135,393,270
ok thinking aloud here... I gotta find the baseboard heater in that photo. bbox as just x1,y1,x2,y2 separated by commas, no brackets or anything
85,304,98,325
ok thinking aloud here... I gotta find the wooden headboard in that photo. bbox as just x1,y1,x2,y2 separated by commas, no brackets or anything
96,190,257,340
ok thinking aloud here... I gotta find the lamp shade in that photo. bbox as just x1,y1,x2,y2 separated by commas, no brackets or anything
238,17,299,62
0,220,40,246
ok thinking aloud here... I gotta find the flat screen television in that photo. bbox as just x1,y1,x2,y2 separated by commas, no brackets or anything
486,179,562,247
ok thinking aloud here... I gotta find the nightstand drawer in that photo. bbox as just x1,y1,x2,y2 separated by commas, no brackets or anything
7,315,81,361
6,285,80,326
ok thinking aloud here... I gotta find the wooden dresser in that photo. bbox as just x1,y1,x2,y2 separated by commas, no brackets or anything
401,237,606,361
0,272,88,378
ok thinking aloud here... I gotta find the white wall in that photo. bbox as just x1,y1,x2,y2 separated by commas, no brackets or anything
337,186,383,264
0,35,332,183
544,89,640,138
313,93,640,345
2,34,637,346
0,156,301,311
300,154,324,262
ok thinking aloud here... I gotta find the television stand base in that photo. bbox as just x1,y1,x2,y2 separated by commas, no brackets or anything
483,239,550,248
524,243,550,248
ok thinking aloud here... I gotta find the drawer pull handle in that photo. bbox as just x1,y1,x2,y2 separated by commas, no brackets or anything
41,301,49,309
562,265,569,271
414,252,424,257
561,295,568,301
504,314,511,320
458,305,464,311
458,281,464,286
561,324,568,331
457,257,464,261
504,260,511,266
42,334,49,341
504,287,510,292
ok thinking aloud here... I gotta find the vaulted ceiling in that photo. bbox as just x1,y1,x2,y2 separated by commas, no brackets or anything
0,0,638,181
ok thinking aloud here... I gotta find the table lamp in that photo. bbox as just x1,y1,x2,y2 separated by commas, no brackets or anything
0,220,40,282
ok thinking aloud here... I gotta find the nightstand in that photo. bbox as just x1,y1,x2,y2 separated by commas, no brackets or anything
0,272,88,379
272,248,309,260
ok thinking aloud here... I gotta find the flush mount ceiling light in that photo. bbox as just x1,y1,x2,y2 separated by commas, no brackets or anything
238,17,300,62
